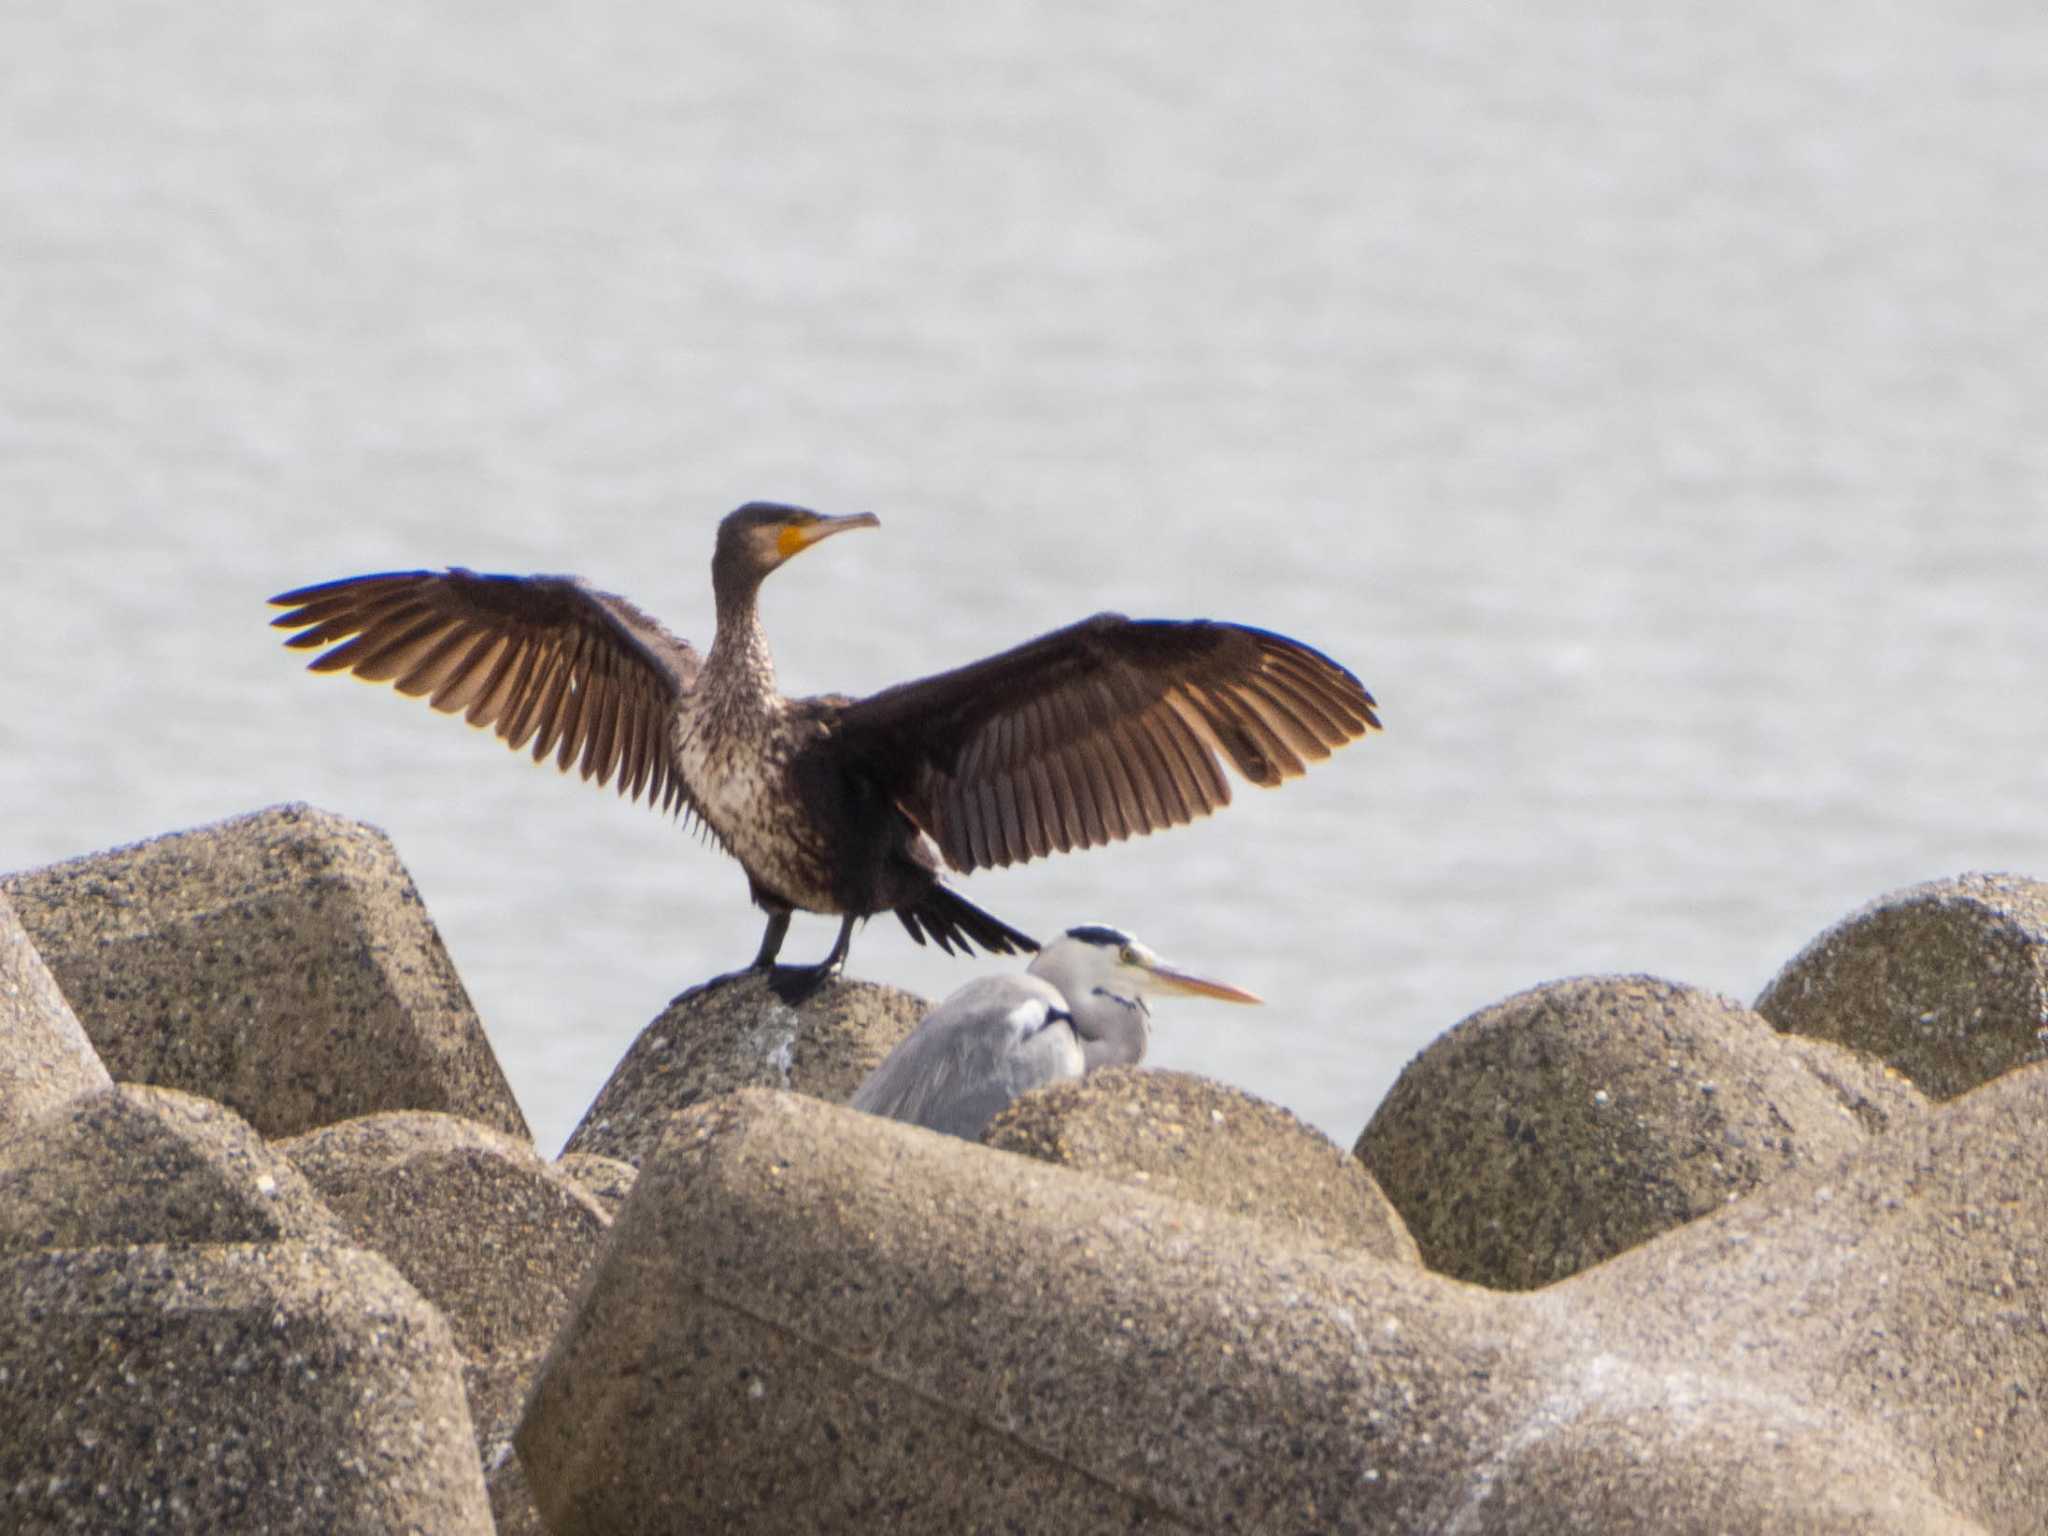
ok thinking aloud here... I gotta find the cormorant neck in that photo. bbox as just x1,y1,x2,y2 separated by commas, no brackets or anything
706,578,777,695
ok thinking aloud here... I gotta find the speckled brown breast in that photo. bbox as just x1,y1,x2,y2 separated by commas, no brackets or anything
673,693,840,912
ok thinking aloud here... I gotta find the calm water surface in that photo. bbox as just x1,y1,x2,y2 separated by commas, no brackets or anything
4,3,2045,1151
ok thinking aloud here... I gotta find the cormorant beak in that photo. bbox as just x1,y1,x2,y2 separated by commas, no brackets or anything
778,511,880,562
1139,958,1263,1005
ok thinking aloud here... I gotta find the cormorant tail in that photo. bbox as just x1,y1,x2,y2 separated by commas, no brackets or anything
896,886,1039,958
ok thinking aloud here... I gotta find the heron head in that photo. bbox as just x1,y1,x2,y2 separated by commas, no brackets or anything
1030,925,1263,1026
712,502,880,597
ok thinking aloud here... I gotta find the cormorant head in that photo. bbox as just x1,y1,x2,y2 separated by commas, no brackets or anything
712,502,879,601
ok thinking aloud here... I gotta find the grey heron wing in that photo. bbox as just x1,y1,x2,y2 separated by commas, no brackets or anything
828,613,1379,874
850,975,1076,1140
269,568,705,821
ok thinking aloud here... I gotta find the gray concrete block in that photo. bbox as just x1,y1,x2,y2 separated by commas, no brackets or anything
1455,1387,1989,1535
555,1149,638,1219
518,1085,2004,1534
0,890,111,1137
562,969,926,1167
0,1083,344,1253
1550,1059,2048,1534
0,803,528,1141
1779,1032,1930,1134
0,1242,491,1533
520,1088,1546,1535
1755,871,2048,1099
1356,974,1872,1288
984,1066,1420,1263
278,1110,611,1474
486,1446,549,1536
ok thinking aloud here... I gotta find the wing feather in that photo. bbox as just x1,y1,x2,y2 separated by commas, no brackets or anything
832,612,1377,874
269,568,703,823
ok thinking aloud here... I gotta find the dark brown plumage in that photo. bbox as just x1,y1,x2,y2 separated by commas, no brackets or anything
269,502,1381,983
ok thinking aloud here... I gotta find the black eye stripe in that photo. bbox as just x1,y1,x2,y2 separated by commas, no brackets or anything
1064,923,1132,947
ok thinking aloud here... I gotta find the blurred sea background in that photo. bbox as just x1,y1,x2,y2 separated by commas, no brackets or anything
4,3,2044,1154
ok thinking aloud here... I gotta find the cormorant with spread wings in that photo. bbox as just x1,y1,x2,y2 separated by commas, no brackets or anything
269,503,1380,985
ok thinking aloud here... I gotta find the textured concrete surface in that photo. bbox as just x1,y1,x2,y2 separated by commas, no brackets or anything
0,1084,344,1253
555,1149,638,1218
1454,1388,1989,1535
1755,871,2048,1099
521,1088,1547,1535
562,968,926,1166
0,1242,491,1533
1545,1059,2048,1534
520,1085,2015,1534
1779,1032,1930,1134
1355,974,1872,1289
0,890,111,1136
985,1066,1420,1262
0,803,527,1141
487,1447,548,1536
278,1109,612,1486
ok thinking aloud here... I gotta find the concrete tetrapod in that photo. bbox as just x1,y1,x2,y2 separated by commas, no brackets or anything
1356,975,1874,1288
0,1243,492,1534
0,803,526,1140
517,1085,2016,1533
1756,871,2048,1100
0,891,111,1136
562,968,927,1167
0,1084,345,1252
984,1066,1420,1262
278,1110,616,1534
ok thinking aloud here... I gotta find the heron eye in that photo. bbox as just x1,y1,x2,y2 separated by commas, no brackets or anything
1120,945,1139,964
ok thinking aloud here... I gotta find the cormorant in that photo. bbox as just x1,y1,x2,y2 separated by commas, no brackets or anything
849,924,1260,1140
269,503,1379,985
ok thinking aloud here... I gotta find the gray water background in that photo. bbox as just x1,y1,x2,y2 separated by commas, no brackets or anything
5,3,2045,1154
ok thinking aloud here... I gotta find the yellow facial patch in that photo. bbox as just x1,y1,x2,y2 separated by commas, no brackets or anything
776,521,820,560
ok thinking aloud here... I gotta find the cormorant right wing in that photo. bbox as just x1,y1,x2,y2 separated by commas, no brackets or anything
829,613,1379,874
268,569,705,822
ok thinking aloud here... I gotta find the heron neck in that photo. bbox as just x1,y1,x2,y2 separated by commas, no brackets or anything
1076,994,1149,1071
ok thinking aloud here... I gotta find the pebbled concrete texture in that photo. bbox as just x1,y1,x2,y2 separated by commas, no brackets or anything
562,968,926,1166
1778,1032,1930,1134
518,1088,1554,1535
1451,1382,1991,1535
555,1149,639,1218
277,1107,613,1501
0,1242,492,1534
0,1083,345,1253
984,1066,1420,1262
519,1080,2037,1533
0,803,527,1141
0,890,111,1137
1543,1060,2048,1535
1755,871,2048,1100
6,810,2042,1533
1355,974,1872,1289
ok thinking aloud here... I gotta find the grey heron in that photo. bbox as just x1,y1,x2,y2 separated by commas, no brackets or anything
849,924,1262,1139
269,504,1379,988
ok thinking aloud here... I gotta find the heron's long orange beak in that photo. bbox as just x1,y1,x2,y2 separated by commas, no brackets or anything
1141,959,1263,1006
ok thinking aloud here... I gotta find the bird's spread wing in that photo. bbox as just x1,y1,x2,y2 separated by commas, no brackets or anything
829,613,1380,873
269,569,705,822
